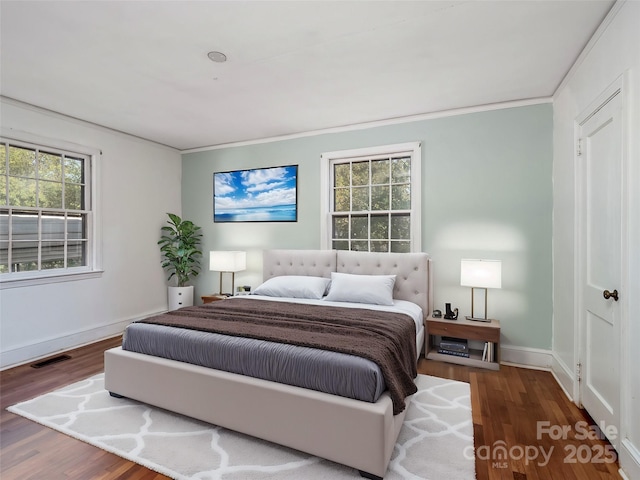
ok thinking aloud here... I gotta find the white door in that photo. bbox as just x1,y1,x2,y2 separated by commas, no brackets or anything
577,87,623,449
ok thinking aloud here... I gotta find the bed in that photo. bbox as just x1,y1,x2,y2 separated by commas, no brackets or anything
104,249,432,479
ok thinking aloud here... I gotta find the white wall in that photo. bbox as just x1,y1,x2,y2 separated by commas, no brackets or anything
0,99,182,369
552,2,640,478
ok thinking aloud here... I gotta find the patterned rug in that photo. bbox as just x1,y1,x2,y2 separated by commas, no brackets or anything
7,373,475,479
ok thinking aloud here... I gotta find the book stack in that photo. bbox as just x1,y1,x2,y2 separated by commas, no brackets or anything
437,336,469,358
482,342,494,362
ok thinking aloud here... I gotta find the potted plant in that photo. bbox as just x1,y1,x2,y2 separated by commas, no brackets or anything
158,213,202,310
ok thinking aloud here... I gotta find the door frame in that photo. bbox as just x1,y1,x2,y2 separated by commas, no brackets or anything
573,73,630,440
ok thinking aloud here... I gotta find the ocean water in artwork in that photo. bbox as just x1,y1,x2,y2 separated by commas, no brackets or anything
215,204,297,222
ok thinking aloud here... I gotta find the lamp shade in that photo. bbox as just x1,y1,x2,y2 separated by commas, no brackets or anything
209,251,246,272
460,259,502,289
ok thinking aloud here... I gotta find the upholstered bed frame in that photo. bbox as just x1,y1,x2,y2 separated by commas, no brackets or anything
104,249,432,479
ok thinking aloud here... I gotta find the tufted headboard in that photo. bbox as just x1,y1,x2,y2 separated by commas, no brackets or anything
262,249,337,279
262,249,432,317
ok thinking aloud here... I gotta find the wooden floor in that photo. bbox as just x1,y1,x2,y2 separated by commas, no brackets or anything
0,337,622,480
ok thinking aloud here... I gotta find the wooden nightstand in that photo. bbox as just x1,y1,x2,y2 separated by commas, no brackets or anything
425,316,501,370
201,294,228,304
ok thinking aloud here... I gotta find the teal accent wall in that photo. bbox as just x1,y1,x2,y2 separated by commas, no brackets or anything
182,103,553,350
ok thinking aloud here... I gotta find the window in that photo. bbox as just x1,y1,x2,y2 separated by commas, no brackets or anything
321,142,421,252
0,137,100,286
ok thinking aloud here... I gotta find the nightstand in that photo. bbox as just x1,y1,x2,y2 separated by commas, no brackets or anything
425,316,500,370
201,294,228,304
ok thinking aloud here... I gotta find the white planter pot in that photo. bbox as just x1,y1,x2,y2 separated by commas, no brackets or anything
168,286,194,311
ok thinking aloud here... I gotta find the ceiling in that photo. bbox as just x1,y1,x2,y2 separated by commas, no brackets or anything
1,1,614,151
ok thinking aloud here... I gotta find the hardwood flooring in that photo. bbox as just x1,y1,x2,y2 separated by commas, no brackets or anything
0,337,622,479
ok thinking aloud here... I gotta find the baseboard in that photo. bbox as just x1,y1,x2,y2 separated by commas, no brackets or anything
0,309,167,370
619,438,640,480
499,344,552,369
550,353,576,403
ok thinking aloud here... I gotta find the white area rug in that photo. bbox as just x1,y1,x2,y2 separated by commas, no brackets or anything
8,373,475,480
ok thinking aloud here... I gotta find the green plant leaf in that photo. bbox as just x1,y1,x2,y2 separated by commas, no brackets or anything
158,213,203,287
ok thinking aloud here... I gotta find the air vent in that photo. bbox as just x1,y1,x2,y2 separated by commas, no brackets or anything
31,354,71,369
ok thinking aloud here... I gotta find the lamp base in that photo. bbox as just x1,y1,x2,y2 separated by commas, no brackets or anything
465,315,492,323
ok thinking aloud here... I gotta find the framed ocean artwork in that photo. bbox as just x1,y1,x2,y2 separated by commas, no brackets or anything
213,165,298,223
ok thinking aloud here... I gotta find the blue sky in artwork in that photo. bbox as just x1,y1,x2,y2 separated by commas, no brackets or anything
214,165,297,211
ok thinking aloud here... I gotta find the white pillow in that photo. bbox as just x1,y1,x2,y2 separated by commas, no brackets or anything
324,272,396,306
253,275,331,300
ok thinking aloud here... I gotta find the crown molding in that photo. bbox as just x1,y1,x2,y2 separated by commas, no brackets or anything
182,97,552,154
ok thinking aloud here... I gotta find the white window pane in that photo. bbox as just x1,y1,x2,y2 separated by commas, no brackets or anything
371,185,389,210
42,213,66,240
39,151,62,181
391,214,410,239
351,186,369,211
332,240,349,251
334,188,350,211
352,161,369,186
68,214,85,240
64,157,84,183
350,216,368,239
0,145,6,175
370,240,389,252
332,216,349,239
12,212,38,240
39,180,63,209
67,240,86,267
391,241,411,253
391,184,411,210
0,241,8,273
9,146,36,177
370,214,388,240
65,183,84,210
334,163,350,187
0,210,8,241
11,240,38,271
42,241,65,269
8,177,37,207
371,159,389,184
351,240,368,251
0,175,6,206
391,157,410,183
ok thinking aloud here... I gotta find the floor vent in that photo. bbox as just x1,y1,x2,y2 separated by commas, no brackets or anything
31,354,72,369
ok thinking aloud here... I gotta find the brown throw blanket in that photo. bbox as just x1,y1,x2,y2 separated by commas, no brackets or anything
136,298,418,414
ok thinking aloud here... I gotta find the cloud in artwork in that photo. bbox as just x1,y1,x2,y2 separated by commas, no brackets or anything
214,172,236,196
242,167,291,193
214,166,296,210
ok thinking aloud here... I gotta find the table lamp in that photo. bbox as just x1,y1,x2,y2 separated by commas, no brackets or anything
460,259,502,322
210,251,246,296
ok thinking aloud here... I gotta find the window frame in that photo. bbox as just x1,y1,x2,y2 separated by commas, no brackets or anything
0,132,102,289
320,142,422,252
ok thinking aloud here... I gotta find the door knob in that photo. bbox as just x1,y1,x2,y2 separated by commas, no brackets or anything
603,289,619,301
